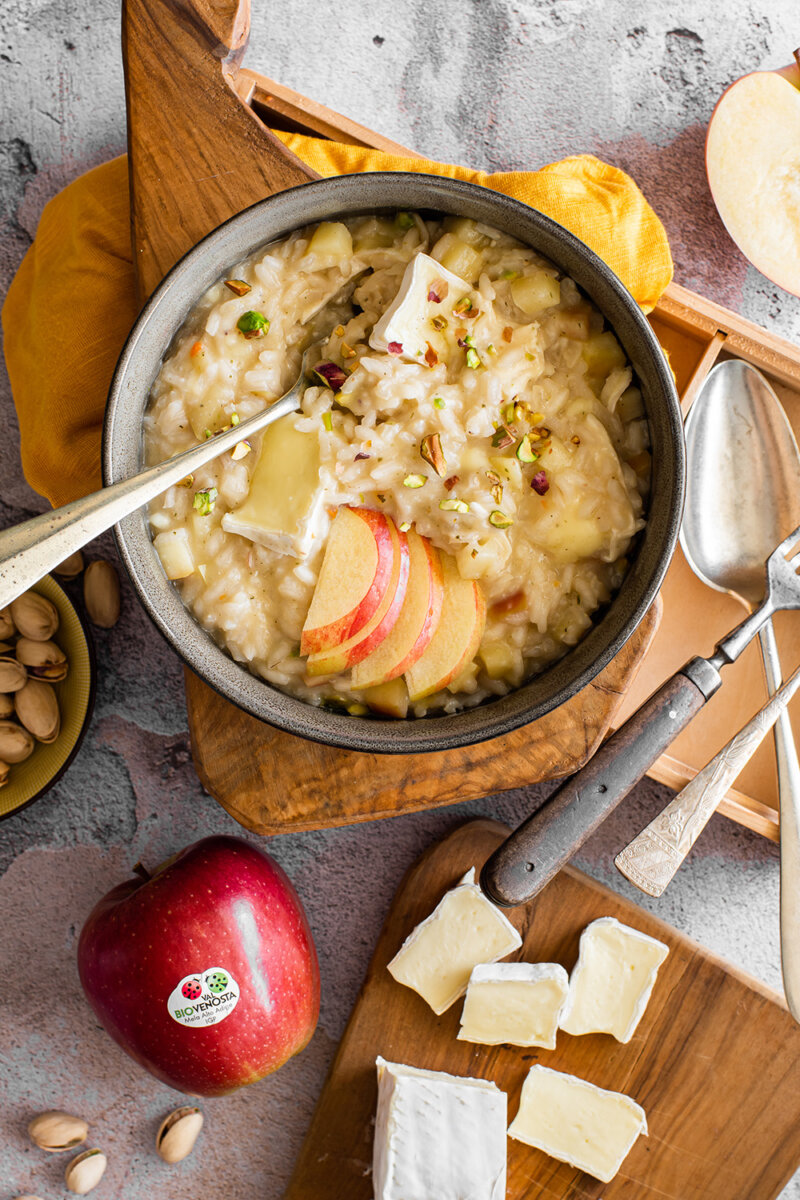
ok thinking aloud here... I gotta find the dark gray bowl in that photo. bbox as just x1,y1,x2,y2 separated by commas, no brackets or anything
104,172,683,754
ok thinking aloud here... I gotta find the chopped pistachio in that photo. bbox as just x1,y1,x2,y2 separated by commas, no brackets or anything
491,483,503,504
396,211,415,229
443,475,460,491
230,412,240,426
179,474,194,488
341,341,357,358
193,487,218,516
231,440,251,460
236,310,270,338
491,424,516,449
224,278,251,296
500,269,519,281
347,702,369,716
420,432,447,477
453,295,473,315
486,343,497,356
433,396,446,409
489,510,513,528
322,411,333,432
403,474,427,488
503,401,516,424
516,434,538,463
485,469,502,486
399,521,412,532
439,498,470,513
431,315,448,331
204,429,213,439
571,435,581,445
334,324,345,337
465,347,481,369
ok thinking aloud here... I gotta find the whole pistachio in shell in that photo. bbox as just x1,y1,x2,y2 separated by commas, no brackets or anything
0,640,13,654
0,607,15,639
0,721,34,763
15,679,60,743
16,638,69,682
156,1105,204,1163
55,550,85,579
0,694,13,719
10,592,59,641
0,656,27,692
84,560,121,628
28,1110,89,1153
0,760,9,788
65,1148,107,1194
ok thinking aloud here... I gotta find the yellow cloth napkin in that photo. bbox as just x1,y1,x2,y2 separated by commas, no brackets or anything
2,138,672,508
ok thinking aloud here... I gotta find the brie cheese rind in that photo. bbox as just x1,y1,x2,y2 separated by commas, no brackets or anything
559,916,669,1043
373,1058,507,1200
458,961,569,1049
387,869,522,1014
508,1064,647,1184
369,253,473,364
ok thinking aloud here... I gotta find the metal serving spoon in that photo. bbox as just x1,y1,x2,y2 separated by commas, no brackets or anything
617,360,800,1016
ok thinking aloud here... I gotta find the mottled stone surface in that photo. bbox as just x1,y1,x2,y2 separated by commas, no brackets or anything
2,1,800,1196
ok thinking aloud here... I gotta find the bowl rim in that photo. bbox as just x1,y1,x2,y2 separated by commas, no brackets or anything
103,171,683,754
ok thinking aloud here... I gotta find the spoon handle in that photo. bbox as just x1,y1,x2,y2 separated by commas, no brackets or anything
759,620,800,1022
0,390,299,612
615,653,800,900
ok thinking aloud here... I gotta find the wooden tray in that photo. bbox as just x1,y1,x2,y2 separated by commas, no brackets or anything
124,0,800,840
287,819,800,1199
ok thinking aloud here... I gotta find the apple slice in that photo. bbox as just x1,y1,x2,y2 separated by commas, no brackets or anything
305,517,410,676
405,554,486,701
351,530,444,689
706,68,800,296
362,677,410,719
301,507,397,656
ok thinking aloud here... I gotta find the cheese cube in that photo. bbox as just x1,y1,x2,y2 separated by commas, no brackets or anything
387,868,522,1015
373,1058,507,1200
221,415,326,559
508,1064,647,1183
559,916,669,1043
370,252,472,364
458,962,569,1049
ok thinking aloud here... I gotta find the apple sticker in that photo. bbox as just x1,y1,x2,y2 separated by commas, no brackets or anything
182,978,203,1000
169,967,240,1028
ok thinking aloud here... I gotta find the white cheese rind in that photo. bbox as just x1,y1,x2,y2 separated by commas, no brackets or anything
458,961,569,1048
507,1064,647,1184
559,916,669,1043
369,253,472,363
374,1058,507,1200
387,873,522,1015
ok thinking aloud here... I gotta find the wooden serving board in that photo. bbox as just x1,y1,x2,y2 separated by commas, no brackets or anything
287,819,800,1199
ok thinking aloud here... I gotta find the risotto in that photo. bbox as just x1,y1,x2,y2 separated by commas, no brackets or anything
144,212,649,718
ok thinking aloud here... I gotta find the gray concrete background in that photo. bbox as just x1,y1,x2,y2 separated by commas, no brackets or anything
1,1,800,1197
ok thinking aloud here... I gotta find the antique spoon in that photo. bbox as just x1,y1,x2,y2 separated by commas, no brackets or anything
616,359,800,1017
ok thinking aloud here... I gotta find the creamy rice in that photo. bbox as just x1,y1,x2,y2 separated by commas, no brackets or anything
144,213,649,717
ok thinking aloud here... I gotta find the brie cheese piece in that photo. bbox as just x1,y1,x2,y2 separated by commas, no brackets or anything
458,961,569,1048
221,415,326,559
559,916,669,1043
508,1064,647,1183
373,1058,507,1200
387,868,522,1014
369,252,472,364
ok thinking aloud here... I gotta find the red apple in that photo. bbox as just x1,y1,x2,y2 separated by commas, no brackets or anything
404,552,486,701
77,836,319,1097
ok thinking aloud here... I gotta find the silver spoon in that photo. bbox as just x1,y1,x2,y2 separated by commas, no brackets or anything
618,360,800,1018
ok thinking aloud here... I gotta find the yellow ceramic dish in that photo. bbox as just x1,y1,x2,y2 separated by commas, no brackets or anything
0,575,95,819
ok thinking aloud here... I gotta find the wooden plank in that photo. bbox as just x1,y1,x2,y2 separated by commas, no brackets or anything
287,819,800,1199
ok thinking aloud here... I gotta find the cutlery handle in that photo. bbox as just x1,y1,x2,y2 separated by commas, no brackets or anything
480,661,718,908
759,621,800,1022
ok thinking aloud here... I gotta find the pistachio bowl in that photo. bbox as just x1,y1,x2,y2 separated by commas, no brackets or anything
0,576,95,820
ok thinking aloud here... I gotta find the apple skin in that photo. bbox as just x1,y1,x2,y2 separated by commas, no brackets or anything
77,836,320,1097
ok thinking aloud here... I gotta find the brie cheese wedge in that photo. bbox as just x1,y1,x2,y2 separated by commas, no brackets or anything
458,961,569,1049
559,916,669,1043
373,1058,507,1200
387,868,522,1014
369,252,473,364
508,1064,647,1183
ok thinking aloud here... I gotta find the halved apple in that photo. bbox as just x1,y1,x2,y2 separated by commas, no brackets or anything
404,554,486,701
706,63,800,296
301,507,397,656
362,677,409,719
305,517,410,676
350,530,444,690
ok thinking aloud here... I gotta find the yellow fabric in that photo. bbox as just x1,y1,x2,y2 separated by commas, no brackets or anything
2,139,672,508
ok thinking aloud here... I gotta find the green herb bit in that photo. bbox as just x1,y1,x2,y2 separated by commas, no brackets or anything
396,211,415,229
403,474,427,489
500,269,519,281
322,411,333,432
236,310,270,338
439,498,470,513
433,396,446,409
193,487,218,516
516,434,538,463
465,348,481,370
489,510,513,528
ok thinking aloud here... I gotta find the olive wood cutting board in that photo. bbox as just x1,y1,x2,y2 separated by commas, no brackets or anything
122,0,661,835
287,819,800,1199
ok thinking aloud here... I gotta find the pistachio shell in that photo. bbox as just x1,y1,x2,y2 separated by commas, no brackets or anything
0,760,9,787
0,640,13,653
15,679,60,743
55,550,85,579
28,1109,89,1153
10,592,59,641
65,1148,107,1194
0,607,15,639
16,638,69,682
0,694,13,719
84,560,121,628
156,1105,203,1163
0,721,34,763
0,656,27,692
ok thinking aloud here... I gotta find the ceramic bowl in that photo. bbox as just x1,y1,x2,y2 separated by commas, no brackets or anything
103,173,683,753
